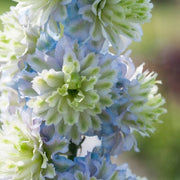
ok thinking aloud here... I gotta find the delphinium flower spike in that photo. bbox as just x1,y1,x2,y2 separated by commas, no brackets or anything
0,0,167,179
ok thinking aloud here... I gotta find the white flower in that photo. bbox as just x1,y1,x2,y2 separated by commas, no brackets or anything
0,111,55,180
14,0,72,25
79,0,153,54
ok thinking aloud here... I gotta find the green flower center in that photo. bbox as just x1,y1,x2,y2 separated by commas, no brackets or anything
65,72,82,101
68,89,79,98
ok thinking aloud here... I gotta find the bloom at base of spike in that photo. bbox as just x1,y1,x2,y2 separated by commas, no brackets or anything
54,151,139,180
0,110,56,179
96,109,139,156
40,123,69,160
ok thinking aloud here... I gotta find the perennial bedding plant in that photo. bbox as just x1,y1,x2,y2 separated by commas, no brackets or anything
0,0,166,179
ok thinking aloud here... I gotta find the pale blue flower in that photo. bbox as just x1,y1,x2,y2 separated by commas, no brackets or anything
113,64,167,136
55,152,138,180
97,61,167,157
17,36,117,143
93,55,166,156
47,0,107,54
97,109,139,156
40,123,69,160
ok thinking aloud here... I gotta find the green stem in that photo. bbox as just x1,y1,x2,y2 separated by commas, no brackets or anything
68,136,86,160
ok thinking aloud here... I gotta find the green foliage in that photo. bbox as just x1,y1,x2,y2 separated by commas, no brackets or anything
130,4,180,60
133,100,180,180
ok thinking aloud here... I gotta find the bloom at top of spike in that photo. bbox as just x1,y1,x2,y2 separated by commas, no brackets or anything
78,0,153,54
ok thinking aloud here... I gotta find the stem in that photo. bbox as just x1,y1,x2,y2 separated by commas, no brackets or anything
68,136,86,160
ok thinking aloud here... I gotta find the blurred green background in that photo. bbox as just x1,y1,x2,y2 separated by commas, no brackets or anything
0,0,180,179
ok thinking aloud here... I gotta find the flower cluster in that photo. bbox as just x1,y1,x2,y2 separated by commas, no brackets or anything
0,111,56,179
0,0,166,179
99,61,167,155
17,36,118,143
78,0,153,53
0,7,39,77
56,151,138,180
14,0,72,25
116,64,167,136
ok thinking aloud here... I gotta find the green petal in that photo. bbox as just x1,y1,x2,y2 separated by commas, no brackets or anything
81,53,96,70
91,116,101,130
41,164,56,179
45,91,59,107
110,171,120,180
44,70,64,88
90,18,103,41
70,125,80,143
63,108,79,125
79,112,91,132
32,75,53,94
57,120,69,135
45,108,61,125
81,77,97,91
